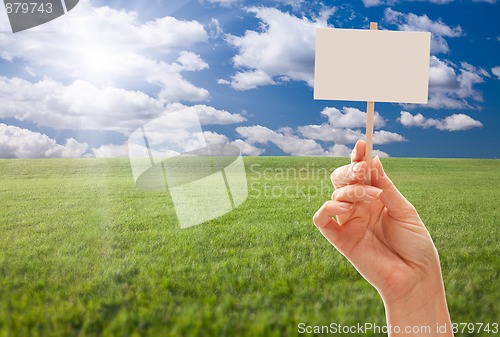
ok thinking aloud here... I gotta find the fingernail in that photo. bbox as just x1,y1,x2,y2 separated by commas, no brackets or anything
338,202,354,211
366,186,383,198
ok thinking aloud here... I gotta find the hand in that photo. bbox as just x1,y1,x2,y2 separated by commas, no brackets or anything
313,140,453,336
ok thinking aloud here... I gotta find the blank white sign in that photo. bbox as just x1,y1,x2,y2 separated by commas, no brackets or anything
314,28,431,104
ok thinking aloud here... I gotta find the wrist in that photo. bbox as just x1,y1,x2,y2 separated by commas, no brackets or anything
381,272,453,336
381,264,443,305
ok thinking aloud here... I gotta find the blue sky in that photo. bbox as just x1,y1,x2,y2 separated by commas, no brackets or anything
0,0,499,158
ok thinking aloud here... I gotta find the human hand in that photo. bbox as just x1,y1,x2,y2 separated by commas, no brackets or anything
313,140,453,336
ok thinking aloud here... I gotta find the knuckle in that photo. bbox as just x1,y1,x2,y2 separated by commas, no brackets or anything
313,202,329,226
355,185,364,195
312,212,319,225
330,169,339,183
331,165,350,185
350,184,365,198
405,203,417,214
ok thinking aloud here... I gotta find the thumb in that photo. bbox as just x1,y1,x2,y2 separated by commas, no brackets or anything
371,156,418,219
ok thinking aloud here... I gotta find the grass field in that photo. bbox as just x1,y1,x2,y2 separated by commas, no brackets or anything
0,157,498,337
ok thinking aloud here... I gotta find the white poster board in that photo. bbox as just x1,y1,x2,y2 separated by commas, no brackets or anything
314,28,431,104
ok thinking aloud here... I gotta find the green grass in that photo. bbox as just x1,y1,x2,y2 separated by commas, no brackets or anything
0,157,498,337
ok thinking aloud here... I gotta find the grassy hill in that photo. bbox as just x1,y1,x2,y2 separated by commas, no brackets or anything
0,157,498,336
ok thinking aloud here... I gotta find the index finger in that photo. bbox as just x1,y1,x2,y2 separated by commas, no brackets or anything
350,140,366,163
330,161,367,189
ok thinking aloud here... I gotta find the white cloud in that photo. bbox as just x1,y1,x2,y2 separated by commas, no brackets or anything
0,124,88,158
298,124,364,144
208,18,224,39
382,9,488,109
226,70,276,91
426,56,487,109
222,103,402,156
0,0,210,103
203,131,229,145
217,79,230,85
230,139,265,156
330,143,389,158
427,0,454,3
224,6,333,90
492,66,500,79
399,111,426,127
399,111,483,131
298,124,405,145
373,149,390,158
202,0,240,7
429,57,458,89
0,78,245,135
321,107,385,129
92,143,129,158
362,0,403,7
329,144,388,158
364,0,495,6
374,130,406,144
275,0,306,8
236,122,397,156
298,106,405,145
236,125,328,156
363,0,384,7
167,103,247,125
384,8,462,54
0,1,208,61
461,62,490,78
330,144,352,157
0,77,163,133
176,51,209,71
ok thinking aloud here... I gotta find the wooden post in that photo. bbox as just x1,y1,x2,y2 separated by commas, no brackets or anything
365,22,377,184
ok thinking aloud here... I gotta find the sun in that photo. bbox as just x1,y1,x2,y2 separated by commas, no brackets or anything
70,42,120,85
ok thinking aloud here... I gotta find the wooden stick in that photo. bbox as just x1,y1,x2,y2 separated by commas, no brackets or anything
365,22,377,184
365,101,375,183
